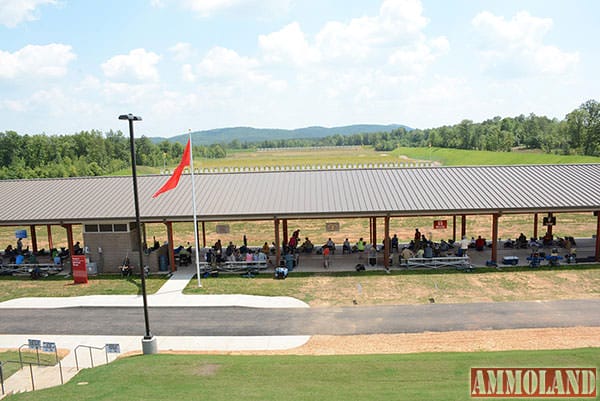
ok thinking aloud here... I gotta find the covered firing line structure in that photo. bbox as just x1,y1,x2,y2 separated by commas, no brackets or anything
0,164,599,272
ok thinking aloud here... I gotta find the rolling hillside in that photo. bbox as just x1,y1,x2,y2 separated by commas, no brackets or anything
158,124,410,145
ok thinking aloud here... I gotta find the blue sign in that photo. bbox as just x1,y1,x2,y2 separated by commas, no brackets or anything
105,343,121,354
42,342,57,353
28,339,41,350
15,230,27,239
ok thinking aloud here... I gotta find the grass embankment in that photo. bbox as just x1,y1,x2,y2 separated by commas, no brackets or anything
392,146,600,166
184,265,600,306
5,349,600,401
0,275,168,303
0,351,62,380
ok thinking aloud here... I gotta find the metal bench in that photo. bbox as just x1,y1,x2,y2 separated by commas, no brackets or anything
222,260,268,273
0,263,63,277
406,256,472,271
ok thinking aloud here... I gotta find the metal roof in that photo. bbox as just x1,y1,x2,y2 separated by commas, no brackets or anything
1,164,599,225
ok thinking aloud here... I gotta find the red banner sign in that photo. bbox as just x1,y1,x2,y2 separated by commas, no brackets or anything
433,220,447,229
72,255,88,284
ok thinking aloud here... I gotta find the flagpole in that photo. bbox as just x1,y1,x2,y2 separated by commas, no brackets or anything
188,131,202,287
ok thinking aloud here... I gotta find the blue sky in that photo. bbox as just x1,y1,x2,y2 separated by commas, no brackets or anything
1,0,598,138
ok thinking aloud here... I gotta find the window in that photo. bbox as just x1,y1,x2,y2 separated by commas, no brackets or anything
99,224,113,232
84,224,98,232
113,224,128,232
84,223,131,233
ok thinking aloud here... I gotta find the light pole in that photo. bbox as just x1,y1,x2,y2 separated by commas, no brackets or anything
118,113,157,354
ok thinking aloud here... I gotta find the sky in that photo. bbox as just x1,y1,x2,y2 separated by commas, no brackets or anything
0,0,599,138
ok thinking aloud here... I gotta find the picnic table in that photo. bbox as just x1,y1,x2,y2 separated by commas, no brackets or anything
222,260,268,273
406,256,472,271
0,263,63,278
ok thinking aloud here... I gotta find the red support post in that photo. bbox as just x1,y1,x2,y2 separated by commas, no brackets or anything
47,224,54,250
595,212,600,263
29,225,38,254
452,215,457,242
64,224,75,274
282,219,288,247
461,215,467,238
372,217,377,246
384,216,390,269
274,218,280,267
491,214,499,264
533,213,538,239
201,221,206,248
165,221,176,272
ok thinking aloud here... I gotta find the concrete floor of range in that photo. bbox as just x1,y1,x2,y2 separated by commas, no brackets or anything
273,238,596,273
0,238,596,397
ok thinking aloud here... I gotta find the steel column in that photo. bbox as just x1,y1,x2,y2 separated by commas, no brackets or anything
372,217,377,246
274,218,280,267
46,225,53,250
64,224,74,274
596,212,600,262
384,216,390,269
491,214,499,263
452,215,457,242
165,221,176,272
29,225,38,254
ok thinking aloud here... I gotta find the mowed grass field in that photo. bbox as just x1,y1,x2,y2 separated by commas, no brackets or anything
5,349,600,401
0,275,168,303
183,265,600,306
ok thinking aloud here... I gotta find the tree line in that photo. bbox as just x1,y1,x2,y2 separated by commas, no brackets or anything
1,99,598,180
0,130,226,179
238,99,600,156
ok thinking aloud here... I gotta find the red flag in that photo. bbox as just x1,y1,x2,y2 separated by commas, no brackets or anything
152,139,191,198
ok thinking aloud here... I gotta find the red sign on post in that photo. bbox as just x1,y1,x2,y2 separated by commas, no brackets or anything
433,220,448,229
72,255,88,284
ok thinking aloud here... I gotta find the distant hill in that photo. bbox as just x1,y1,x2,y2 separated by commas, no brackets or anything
155,124,411,145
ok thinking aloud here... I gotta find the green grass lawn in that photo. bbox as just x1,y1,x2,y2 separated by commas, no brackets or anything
5,348,599,401
392,146,600,166
0,274,168,303
183,265,600,306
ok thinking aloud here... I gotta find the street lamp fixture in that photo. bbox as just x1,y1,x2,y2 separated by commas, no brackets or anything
118,113,157,354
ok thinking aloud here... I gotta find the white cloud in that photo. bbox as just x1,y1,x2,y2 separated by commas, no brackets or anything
0,0,57,27
180,0,241,17
472,10,579,76
0,43,75,80
175,0,291,17
101,48,161,82
259,22,320,65
169,42,194,62
257,0,444,79
316,0,429,62
181,64,196,82
196,46,259,79
388,37,449,75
